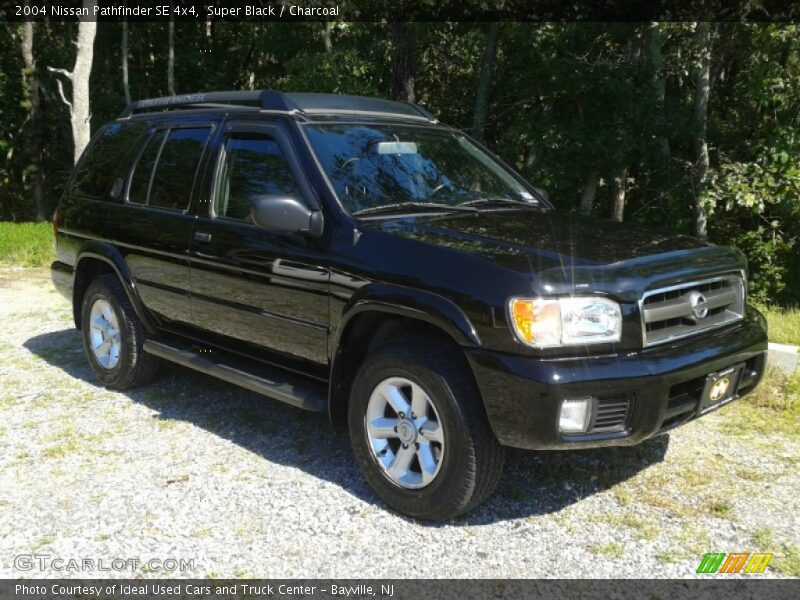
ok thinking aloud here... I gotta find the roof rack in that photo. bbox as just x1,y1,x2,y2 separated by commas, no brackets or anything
119,90,437,123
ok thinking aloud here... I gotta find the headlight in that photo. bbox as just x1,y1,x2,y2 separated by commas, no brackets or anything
508,296,621,348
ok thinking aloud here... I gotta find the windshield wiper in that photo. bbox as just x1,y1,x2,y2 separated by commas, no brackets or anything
352,202,479,217
458,197,540,209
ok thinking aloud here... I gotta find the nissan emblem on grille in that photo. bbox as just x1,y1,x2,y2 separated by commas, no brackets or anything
689,291,709,320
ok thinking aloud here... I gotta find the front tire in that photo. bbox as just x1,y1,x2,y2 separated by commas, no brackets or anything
80,275,160,390
348,336,504,520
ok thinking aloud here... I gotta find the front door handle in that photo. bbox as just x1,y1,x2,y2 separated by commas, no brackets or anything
194,232,212,243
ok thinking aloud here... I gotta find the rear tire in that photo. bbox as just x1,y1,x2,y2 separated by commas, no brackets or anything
348,336,504,520
80,275,160,390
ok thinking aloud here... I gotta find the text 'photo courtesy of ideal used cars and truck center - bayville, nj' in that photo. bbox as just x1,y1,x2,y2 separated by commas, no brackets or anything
1,0,799,595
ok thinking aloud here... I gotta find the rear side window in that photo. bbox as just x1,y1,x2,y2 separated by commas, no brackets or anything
128,130,167,205
71,121,148,198
128,127,211,210
214,133,300,220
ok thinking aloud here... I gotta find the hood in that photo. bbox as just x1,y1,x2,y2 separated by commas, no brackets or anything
362,210,746,300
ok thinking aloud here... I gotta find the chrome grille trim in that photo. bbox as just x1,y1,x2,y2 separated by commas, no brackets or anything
640,274,745,347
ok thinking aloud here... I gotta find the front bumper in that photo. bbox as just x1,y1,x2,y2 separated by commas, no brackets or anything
466,307,768,450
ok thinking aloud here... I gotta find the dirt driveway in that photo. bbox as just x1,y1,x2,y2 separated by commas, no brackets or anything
1,267,798,578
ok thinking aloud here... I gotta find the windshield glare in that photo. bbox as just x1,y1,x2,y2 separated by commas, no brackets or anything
304,124,535,214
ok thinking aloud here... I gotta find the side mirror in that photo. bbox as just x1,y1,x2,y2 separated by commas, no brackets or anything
250,195,323,237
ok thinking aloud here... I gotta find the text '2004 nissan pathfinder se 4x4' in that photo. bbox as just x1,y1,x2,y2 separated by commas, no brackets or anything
51,91,768,520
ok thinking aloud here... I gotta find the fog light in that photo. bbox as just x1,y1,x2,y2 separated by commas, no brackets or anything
559,397,594,433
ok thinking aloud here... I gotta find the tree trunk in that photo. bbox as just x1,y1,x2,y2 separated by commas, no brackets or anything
122,18,131,105
20,18,46,221
471,22,501,141
692,22,712,240
648,22,670,159
48,0,97,165
167,14,175,95
391,23,416,103
610,169,627,222
322,22,333,53
579,169,599,216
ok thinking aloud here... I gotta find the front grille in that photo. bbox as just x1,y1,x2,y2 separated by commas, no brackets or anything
590,395,632,433
641,275,745,347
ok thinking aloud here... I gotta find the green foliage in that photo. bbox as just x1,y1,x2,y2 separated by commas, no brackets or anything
764,307,800,346
0,21,798,305
0,222,53,267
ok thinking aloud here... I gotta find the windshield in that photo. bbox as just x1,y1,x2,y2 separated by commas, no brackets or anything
303,123,537,215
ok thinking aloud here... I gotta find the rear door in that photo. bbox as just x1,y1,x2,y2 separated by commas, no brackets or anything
188,119,330,369
106,120,216,325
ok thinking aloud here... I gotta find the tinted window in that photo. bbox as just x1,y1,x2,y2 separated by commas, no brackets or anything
72,121,148,198
149,128,211,210
128,130,167,205
215,133,300,220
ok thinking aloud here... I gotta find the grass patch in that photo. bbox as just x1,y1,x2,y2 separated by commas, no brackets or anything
707,500,733,517
764,307,800,346
773,546,800,576
33,534,56,550
590,542,625,559
656,549,685,564
719,369,800,438
0,222,53,267
752,528,774,549
42,425,104,459
621,513,660,540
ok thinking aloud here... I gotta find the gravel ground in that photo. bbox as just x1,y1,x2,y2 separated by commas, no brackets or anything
1,267,798,579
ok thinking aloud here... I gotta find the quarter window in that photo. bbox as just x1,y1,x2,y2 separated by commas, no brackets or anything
71,121,148,198
214,133,300,220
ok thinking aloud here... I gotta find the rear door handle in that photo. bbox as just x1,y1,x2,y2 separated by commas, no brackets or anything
194,232,212,243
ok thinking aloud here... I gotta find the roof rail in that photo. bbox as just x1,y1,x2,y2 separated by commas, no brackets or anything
119,90,298,118
120,90,438,123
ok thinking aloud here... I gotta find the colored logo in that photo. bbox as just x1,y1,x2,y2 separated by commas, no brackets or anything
709,377,731,402
696,552,772,574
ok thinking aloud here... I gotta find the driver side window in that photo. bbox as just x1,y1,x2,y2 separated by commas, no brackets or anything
214,132,300,221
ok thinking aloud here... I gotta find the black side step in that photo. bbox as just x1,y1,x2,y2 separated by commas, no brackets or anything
142,339,327,412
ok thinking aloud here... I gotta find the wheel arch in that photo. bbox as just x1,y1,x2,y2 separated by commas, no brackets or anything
73,241,156,334
328,285,482,427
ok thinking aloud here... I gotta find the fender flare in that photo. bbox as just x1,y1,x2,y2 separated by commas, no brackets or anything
74,241,157,334
327,283,481,424
331,283,481,353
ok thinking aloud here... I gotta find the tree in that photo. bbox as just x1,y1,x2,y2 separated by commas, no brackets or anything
647,22,670,159
122,18,131,105
391,23,416,103
579,170,599,215
610,169,627,222
322,22,333,53
19,18,46,221
48,0,98,165
168,11,175,95
471,22,501,141
692,22,712,239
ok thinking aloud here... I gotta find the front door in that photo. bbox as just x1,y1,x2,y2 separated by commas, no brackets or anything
189,120,330,368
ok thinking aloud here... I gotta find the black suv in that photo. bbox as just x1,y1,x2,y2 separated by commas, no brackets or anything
52,91,768,520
